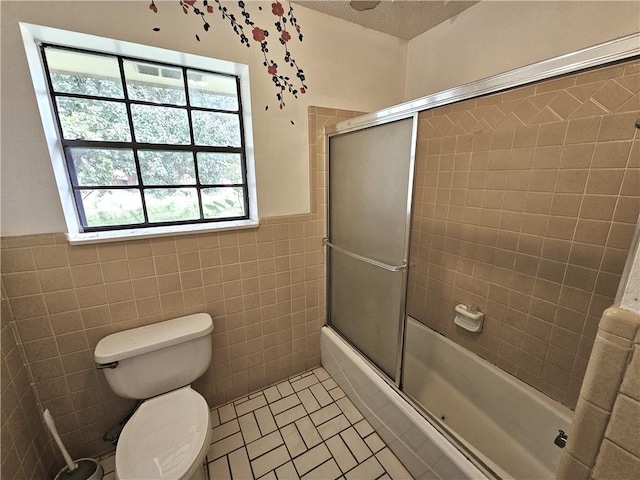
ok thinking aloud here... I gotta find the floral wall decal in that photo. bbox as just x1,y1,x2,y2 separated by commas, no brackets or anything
149,0,308,110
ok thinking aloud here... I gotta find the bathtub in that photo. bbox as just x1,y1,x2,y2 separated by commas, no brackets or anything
321,317,574,479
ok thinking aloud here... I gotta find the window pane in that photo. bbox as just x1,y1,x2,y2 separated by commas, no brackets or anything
57,98,131,141
202,187,245,219
68,148,137,186
124,60,186,105
44,47,124,98
197,153,243,184
145,188,200,223
80,189,144,227
192,111,241,147
138,151,196,185
187,71,238,110
131,105,190,144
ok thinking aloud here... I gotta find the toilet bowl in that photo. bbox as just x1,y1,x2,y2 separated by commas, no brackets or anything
115,387,211,480
94,314,214,480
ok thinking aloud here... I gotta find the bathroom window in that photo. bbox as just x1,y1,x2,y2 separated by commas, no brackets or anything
21,24,258,243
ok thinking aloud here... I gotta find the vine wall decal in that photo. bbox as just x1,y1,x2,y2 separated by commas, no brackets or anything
149,0,308,111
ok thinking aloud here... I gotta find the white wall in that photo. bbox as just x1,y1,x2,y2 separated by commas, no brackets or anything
0,1,407,236
405,0,640,100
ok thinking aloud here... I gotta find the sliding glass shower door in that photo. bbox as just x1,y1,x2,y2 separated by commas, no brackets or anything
326,115,417,382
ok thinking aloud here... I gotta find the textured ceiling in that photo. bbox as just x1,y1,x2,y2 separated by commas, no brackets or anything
294,0,479,40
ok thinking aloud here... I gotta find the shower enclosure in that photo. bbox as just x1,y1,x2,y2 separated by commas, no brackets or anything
323,33,640,479
326,115,417,382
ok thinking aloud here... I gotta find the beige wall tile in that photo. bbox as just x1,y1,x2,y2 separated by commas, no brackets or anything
592,439,640,479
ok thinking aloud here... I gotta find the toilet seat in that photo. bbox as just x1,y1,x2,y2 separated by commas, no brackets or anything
116,386,211,480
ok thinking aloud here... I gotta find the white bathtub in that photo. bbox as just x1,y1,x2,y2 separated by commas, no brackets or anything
321,317,574,480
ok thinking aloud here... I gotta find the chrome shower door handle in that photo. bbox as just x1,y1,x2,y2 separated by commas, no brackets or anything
323,239,407,272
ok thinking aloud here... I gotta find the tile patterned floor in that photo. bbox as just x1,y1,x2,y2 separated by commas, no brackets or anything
99,367,413,480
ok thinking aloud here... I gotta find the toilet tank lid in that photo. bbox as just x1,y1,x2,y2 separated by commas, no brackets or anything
94,313,213,364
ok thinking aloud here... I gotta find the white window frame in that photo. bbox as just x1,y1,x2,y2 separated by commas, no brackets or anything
20,22,259,244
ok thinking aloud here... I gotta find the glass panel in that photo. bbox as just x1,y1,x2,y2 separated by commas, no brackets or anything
329,118,414,266
138,151,196,185
79,189,144,227
327,117,415,383
330,250,403,379
123,60,187,105
131,105,190,144
56,98,131,142
192,111,241,147
68,148,137,186
188,70,238,110
145,188,199,222
197,153,243,184
202,187,245,219
44,47,123,98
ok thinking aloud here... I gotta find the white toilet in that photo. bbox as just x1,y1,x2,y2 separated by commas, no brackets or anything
94,313,214,480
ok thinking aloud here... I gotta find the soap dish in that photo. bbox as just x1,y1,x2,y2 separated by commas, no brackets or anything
454,304,484,332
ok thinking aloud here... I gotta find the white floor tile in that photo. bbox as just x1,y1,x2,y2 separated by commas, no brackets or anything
229,446,253,479
309,383,333,407
281,423,308,458
275,404,307,428
271,393,301,415
239,412,263,444
293,443,331,476
211,408,221,428
247,431,284,460
376,448,413,480
328,386,346,401
264,386,282,404
208,456,231,480
209,431,245,461
313,367,330,382
218,403,237,423
354,419,374,438
344,456,385,480
298,388,321,413
211,418,240,443
326,434,357,473
364,432,386,454
321,378,338,390
236,395,268,416
336,397,363,424
302,459,342,480
295,417,323,449
340,427,372,463
309,403,341,426
99,454,115,474
275,461,300,480
256,405,278,435
277,381,295,397
258,471,278,480
291,374,319,392
203,367,413,480
252,445,291,478
317,414,351,440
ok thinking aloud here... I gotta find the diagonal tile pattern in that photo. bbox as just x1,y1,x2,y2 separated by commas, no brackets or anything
99,367,413,480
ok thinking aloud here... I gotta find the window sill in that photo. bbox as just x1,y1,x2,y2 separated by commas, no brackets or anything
66,219,260,245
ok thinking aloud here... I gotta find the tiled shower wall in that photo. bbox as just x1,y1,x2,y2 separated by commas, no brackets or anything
0,107,362,461
407,59,640,409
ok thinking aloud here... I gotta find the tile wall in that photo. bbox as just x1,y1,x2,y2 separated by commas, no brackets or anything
407,59,640,409
0,107,363,461
557,306,640,479
1,290,56,478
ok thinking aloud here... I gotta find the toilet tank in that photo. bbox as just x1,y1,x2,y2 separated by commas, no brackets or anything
94,313,213,399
